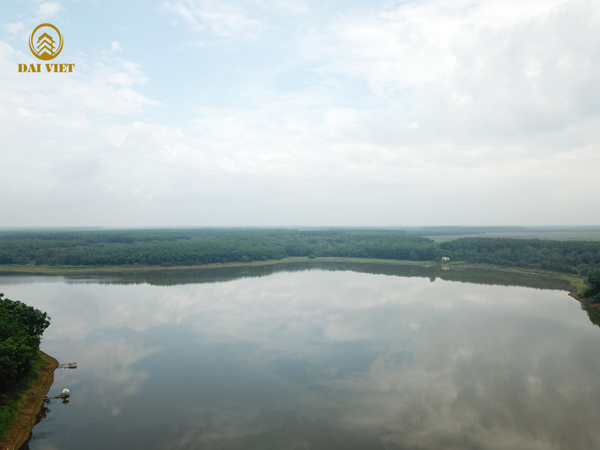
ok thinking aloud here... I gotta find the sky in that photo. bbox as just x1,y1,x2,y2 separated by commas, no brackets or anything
1,0,599,227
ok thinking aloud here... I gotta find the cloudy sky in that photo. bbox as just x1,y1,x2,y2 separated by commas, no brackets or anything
1,0,599,227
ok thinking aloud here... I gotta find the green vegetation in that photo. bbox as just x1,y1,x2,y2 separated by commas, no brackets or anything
0,353,48,445
1,228,600,278
582,271,600,302
0,293,51,443
0,229,436,266
438,237,600,275
0,294,50,389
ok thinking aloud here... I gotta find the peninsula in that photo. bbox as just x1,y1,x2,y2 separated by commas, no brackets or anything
0,295,52,449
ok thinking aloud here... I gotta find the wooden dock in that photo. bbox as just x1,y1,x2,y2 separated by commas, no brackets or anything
45,388,71,400
57,362,77,369
45,392,70,400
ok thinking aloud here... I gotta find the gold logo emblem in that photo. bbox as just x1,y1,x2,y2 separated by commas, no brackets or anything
29,23,64,61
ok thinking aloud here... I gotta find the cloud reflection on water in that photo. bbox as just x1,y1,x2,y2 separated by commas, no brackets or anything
2,268,600,449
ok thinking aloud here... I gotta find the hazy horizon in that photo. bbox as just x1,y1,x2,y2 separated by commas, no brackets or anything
2,225,600,231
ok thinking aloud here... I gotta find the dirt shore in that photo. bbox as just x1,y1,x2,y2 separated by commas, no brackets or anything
1,352,58,450
570,290,600,309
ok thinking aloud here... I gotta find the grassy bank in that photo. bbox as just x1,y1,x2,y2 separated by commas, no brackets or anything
436,261,587,292
0,256,437,275
0,352,58,450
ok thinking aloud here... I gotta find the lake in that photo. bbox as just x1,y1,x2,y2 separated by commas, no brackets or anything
2,262,600,450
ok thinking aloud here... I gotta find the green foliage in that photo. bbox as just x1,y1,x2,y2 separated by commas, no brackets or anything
0,293,50,443
0,352,46,444
0,403,15,442
1,229,600,276
583,271,600,301
439,237,600,274
0,294,50,392
0,229,436,267
0,391,23,443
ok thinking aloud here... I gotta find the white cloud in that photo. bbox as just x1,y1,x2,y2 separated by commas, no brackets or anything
305,0,600,152
261,0,311,14
4,22,25,34
251,0,599,226
0,41,159,120
160,0,264,40
35,1,62,20
1,0,599,226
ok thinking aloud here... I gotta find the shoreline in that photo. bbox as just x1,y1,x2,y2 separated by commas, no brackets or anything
0,256,585,291
1,352,58,450
0,257,585,290
569,290,600,309
0,256,437,275
0,256,582,274
1,255,589,307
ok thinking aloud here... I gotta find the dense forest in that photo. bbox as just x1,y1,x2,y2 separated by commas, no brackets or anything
438,237,600,275
0,294,50,390
0,229,437,266
0,294,51,441
1,228,600,277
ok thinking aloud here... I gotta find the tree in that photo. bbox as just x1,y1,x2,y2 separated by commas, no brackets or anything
0,294,51,391
583,271,600,301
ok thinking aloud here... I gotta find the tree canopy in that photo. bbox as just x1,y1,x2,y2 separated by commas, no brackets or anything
0,293,51,391
0,228,599,275
583,271,600,302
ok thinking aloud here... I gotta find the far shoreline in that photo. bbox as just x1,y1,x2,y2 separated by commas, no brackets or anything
0,256,586,292
0,256,435,274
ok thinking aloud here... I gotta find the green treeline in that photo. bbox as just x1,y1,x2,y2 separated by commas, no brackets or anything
0,293,51,441
438,237,600,275
1,228,600,276
0,229,436,266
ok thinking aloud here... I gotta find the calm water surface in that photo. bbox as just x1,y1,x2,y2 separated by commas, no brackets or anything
2,263,600,450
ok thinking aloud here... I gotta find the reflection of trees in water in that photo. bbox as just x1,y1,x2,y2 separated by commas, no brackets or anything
584,306,600,328
37,403,51,421
64,261,574,291
21,404,52,449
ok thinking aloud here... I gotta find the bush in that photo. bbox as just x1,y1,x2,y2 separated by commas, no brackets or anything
583,271,600,302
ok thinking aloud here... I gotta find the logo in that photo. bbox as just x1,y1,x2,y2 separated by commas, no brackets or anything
19,23,74,73
29,23,64,60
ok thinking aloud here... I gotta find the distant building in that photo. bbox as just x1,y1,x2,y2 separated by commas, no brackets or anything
441,256,450,261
